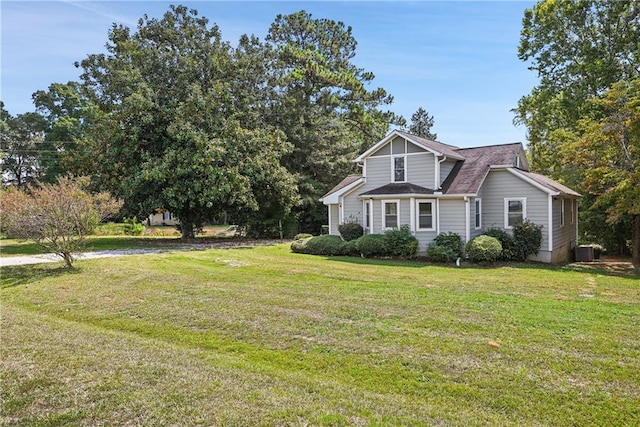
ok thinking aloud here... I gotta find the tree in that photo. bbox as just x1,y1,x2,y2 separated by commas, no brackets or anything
1,104,48,188
515,0,640,255
566,79,640,267
77,5,298,238
32,82,99,181
408,107,437,140
265,11,399,232
0,176,121,268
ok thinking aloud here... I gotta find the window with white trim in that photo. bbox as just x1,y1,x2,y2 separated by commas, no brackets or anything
383,200,399,229
475,198,482,229
560,199,565,227
416,200,435,231
365,200,371,231
393,156,406,182
504,198,526,228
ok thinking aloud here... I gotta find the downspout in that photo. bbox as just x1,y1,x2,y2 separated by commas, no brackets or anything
464,196,470,243
548,195,553,252
436,155,448,190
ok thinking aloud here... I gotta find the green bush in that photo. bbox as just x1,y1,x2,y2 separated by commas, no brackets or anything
304,235,345,256
383,224,418,258
338,222,364,241
338,239,360,257
483,227,517,260
294,233,313,240
123,217,145,236
355,234,388,258
291,237,313,254
433,232,463,257
94,222,126,236
466,235,502,263
426,243,458,263
513,219,543,261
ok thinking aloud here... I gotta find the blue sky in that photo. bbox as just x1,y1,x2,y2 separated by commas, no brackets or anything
1,1,538,147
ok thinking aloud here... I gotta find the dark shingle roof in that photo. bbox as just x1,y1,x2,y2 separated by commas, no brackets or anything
360,182,435,196
394,130,464,160
442,143,523,194
512,169,581,197
321,174,362,199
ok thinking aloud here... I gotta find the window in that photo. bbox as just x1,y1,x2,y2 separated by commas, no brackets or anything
383,200,399,229
393,156,406,182
504,198,526,228
570,199,574,224
475,198,482,229
416,200,435,231
365,201,371,231
560,199,565,227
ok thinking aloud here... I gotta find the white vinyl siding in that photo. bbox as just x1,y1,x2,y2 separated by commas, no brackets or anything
328,204,340,235
407,153,435,188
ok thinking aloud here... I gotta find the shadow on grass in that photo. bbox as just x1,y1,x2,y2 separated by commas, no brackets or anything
0,264,78,289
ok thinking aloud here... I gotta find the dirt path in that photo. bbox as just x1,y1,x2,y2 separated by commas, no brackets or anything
0,240,285,267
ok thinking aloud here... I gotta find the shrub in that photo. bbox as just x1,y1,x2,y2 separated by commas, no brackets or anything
94,222,126,236
338,222,364,241
338,239,360,257
483,227,517,260
294,233,313,240
426,243,458,263
383,224,418,258
433,232,463,257
304,235,345,256
291,237,313,254
123,217,145,236
513,219,543,261
355,234,388,258
466,235,502,263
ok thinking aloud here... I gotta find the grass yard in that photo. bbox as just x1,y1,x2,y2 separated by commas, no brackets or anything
1,244,639,426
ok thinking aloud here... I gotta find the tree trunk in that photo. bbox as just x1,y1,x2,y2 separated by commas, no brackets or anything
61,251,75,269
632,214,640,269
180,222,195,240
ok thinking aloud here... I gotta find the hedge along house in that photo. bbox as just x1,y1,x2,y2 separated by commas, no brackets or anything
321,130,581,263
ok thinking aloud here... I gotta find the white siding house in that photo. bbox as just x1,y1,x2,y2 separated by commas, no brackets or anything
321,130,581,263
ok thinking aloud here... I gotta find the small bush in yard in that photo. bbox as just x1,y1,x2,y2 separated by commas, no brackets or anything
433,232,463,257
304,235,345,256
355,234,387,258
124,217,145,236
466,235,502,263
338,222,364,242
483,227,517,260
426,243,458,263
291,237,312,254
383,225,418,258
338,239,360,257
513,219,543,261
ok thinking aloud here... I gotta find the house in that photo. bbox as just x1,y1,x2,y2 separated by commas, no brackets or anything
147,210,179,226
321,130,581,263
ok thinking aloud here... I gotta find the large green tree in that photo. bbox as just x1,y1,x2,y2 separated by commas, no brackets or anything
566,79,640,267
78,5,298,238
0,103,48,188
515,0,640,255
265,11,399,232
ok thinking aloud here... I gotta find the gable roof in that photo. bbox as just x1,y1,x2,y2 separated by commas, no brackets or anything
442,143,523,194
320,174,363,203
510,169,581,197
354,129,465,162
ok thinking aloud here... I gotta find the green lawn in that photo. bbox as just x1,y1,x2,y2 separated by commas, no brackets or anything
1,244,639,425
